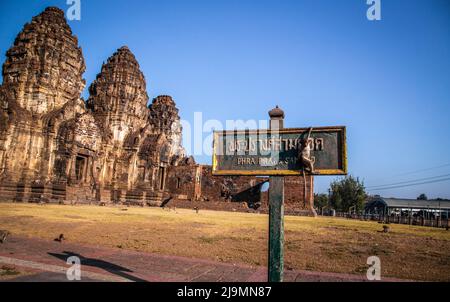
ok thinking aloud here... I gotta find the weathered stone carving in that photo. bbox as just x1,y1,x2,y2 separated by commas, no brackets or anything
149,95,185,159
87,46,149,143
0,7,187,205
2,7,85,115
0,7,88,189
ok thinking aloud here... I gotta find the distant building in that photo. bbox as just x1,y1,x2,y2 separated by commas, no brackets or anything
364,197,450,218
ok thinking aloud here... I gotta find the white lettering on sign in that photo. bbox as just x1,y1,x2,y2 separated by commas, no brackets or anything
227,138,324,154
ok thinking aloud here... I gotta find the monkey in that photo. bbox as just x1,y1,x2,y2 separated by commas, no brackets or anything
299,128,315,173
0,230,10,244
54,234,65,243
298,128,318,217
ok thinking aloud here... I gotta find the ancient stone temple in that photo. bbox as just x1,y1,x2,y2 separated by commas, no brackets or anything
0,7,185,205
0,7,89,202
0,7,314,214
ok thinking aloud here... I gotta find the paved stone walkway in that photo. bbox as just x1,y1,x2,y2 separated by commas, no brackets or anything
0,236,406,282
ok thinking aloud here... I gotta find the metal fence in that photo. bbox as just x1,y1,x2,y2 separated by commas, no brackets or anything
331,213,450,229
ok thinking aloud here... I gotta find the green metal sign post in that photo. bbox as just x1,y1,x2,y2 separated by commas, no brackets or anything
268,106,285,282
212,106,347,282
268,176,285,282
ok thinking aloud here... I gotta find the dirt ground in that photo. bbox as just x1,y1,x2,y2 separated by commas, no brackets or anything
0,265,32,281
0,203,449,281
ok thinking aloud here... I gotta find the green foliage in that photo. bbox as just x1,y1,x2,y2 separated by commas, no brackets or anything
314,193,329,211
329,175,367,213
417,194,428,200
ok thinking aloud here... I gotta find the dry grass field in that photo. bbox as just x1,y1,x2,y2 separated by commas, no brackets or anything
0,265,22,280
0,203,449,281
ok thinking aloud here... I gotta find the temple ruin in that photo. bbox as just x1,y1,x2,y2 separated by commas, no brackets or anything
0,7,314,214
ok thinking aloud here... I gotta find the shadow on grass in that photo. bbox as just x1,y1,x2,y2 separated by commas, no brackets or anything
48,251,147,282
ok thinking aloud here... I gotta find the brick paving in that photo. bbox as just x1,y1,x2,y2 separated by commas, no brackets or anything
0,236,407,282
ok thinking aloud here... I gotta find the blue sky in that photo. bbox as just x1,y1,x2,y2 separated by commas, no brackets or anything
0,0,449,198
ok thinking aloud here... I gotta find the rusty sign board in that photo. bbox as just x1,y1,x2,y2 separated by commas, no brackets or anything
212,126,347,176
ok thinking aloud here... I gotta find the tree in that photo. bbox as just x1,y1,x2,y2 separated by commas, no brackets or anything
314,193,329,212
329,176,367,213
417,194,428,201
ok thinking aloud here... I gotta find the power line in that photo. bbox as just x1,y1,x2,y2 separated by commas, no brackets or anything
369,177,450,191
367,163,450,184
367,173,450,189
392,163,450,177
